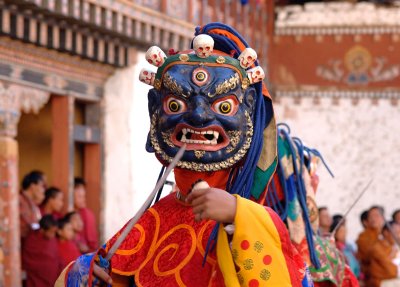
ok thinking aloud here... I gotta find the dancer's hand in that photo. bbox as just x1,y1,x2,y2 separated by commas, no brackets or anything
186,181,237,223
93,264,113,286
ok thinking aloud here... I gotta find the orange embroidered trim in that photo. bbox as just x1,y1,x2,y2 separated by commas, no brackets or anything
115,224,145,256
153,224,197,286
112,208,161,276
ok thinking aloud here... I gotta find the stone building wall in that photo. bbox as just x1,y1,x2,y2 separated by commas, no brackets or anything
103,51,162,240
274,96,400,243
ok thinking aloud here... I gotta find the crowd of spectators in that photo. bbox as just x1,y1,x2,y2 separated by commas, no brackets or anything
319,206,400,287
19,171,99,287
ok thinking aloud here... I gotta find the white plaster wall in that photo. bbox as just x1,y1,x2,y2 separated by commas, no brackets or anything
103,52,172,241
274,96,400,244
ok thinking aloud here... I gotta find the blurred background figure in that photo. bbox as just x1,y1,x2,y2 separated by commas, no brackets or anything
368,222,400,287
40,187,64,220
22,215,62,287
392,210,400,225
73,178,99,252
19,171,46,241
57,216,81,269
330,214,361,279
318,206,333,236
357,206,385,285
64,211,89,254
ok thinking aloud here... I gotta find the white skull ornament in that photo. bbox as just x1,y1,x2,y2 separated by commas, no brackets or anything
139,68,156,86
246,66,265,84
193,34,214,58
238,48,257,69
145,46,166,67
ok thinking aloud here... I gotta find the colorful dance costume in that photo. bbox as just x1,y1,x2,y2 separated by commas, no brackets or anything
56,23,331,287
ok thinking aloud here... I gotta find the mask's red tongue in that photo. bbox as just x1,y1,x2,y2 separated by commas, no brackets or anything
190,134,208,141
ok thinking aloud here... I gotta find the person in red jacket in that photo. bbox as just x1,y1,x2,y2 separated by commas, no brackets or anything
57,216,81,268
22,215,62,287
73,177,99,252
40,187,64,220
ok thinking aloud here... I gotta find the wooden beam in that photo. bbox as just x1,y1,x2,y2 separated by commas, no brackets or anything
87,35,94,58
73,125,101,144
39,21,47,46
188,0,193,23
2,8,11,34
53,25,60,49
82,1,90,22
16,14,24,38
76,31,83,54
29,17,37,42
98,38,105,62
51,95,74,210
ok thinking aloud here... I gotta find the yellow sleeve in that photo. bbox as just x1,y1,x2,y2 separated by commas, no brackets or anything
217,195,294,287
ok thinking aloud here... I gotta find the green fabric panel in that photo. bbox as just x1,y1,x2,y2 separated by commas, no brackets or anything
277,135,291,159
250,157,278,200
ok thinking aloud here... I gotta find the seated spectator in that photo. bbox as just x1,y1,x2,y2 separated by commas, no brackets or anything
57,216,81,268
22,215,62,287
392,209,400,225
40,187,64,220
64,211,89,253
19,171,46,242
318,206,333,236
357,205,385,284
368,222,400,287
74,178,99,251
330,214,361,279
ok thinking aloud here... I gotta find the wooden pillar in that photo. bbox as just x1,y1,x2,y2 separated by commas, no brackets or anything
0,135,20,287
0,86,23,287
51,96,74,210
84,144,101,231
161,0,167,13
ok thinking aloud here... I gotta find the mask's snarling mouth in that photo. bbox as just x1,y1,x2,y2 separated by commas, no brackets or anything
172,124,229,151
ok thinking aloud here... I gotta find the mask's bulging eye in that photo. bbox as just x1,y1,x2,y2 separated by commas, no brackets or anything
212,96,239,116
218,102,232,114
164,96,187,114
169,100,180,112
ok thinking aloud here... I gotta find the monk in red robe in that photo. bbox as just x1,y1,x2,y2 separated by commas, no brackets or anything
57,216,81,268
73,177,98,251
22,215,62,287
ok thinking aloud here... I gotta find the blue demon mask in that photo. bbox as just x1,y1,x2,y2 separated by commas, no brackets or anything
140,34,266,172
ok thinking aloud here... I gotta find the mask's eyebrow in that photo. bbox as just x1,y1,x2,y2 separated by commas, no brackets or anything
207,73,240,98
162,72,191,98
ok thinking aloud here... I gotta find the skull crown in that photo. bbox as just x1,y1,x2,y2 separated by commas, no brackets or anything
145,46,167,67
238,48,258,69
193,34,214,58
139,68,156,86
139,35,266,87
